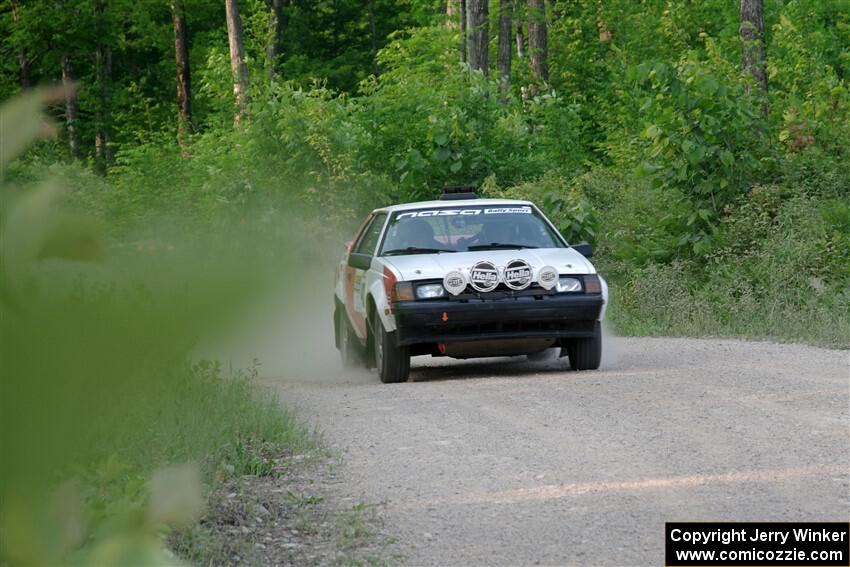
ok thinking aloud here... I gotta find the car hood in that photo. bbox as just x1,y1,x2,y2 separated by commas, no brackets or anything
383,248,595,281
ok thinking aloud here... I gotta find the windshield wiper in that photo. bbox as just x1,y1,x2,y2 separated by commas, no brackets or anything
467,243,539,251
383,246,456,256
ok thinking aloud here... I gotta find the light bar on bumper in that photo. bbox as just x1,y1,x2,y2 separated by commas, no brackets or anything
393,274,601,301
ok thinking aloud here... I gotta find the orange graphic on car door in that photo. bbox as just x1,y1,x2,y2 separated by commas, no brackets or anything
343,214,372,340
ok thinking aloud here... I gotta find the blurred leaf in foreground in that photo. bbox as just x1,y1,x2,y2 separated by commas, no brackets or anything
0,86,272,565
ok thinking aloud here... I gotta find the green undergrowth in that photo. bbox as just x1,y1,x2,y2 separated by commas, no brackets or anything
0,91,315,565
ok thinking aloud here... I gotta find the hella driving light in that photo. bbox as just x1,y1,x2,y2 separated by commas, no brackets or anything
557,277,582,293
416,283,447,299
443,270,467,295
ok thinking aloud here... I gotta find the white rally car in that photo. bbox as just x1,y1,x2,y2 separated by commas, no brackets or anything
333,187,608,383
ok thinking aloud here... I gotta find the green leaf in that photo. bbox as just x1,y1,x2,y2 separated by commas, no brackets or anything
434,147,451,162
643,125,662,140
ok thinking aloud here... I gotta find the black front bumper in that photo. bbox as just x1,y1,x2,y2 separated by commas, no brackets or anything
393,293,603,346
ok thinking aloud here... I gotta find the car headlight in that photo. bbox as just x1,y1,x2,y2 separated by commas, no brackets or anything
416,283,447,299
557,277,582,293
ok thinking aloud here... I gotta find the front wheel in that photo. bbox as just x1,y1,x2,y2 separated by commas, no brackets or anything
371,315,410,383
564,322,602,371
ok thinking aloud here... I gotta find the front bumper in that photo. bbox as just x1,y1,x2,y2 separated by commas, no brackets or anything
392,293,604,346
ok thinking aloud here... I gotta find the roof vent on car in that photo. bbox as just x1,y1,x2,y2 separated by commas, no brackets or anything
441,185,478,200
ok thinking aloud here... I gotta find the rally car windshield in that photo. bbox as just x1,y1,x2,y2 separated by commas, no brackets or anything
379,205,565,255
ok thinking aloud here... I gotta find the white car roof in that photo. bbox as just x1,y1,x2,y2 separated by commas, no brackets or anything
375,198,534,214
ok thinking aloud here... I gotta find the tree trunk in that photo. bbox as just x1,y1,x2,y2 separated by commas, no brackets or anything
94,0,112,172
459,0,467,64
527,0,547,81
61,53,81,161
172,0,193,148
265,0,286,77
466,0,488,76
19,54,31,89
225,0,250,121
369,0,379,75
739,0,768,102
515,10,524,59
597,0,612,42
94,46,113,171
11,2,30,89
498,0,513,97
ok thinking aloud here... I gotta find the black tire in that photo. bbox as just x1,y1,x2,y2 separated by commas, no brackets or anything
564,322,602,370
337,308,361,368
371,315,410,383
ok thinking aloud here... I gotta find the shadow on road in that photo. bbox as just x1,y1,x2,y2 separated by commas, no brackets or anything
408,352,572,383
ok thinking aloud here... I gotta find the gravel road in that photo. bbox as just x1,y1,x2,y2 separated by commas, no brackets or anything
270,337,849,566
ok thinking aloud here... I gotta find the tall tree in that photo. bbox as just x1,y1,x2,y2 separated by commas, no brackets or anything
515,5,524,59
61,53,81,161
172,0,192,146
497,0,513,96
466,0,488,75
94,0,113,171
225,0,250,121
597,0,612,42
10,2,31,89
265,0,286,77
739,0,768,101
369,0,378,74
459,0,467,64
527,0,547,81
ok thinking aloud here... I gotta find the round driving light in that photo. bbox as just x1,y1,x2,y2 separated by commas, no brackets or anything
443,270,467,296
537,265,558,290
469,260,500,292
503,259,533,290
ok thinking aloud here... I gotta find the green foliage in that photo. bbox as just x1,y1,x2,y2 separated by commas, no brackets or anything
1,0,846,404
607,187,850,346
487,172,598,245
624,48,767,254
0,91,311,565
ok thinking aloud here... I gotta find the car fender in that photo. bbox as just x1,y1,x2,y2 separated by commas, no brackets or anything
334,255,346,303
598,275,609,320
366,259,398,334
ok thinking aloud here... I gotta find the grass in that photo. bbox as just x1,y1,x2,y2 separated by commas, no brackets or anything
605,259,849,349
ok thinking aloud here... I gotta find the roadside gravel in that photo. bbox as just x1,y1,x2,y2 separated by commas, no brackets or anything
269,337,849,566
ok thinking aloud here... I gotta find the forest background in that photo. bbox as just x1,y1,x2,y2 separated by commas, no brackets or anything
3,0,849,344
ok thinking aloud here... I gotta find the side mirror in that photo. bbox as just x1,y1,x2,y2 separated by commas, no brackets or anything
347,252,372,270
572,243,593,259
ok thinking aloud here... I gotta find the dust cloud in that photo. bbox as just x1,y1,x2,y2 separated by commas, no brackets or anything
200,261,375,385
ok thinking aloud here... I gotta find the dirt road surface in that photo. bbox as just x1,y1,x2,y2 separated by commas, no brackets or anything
270,338,849,566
